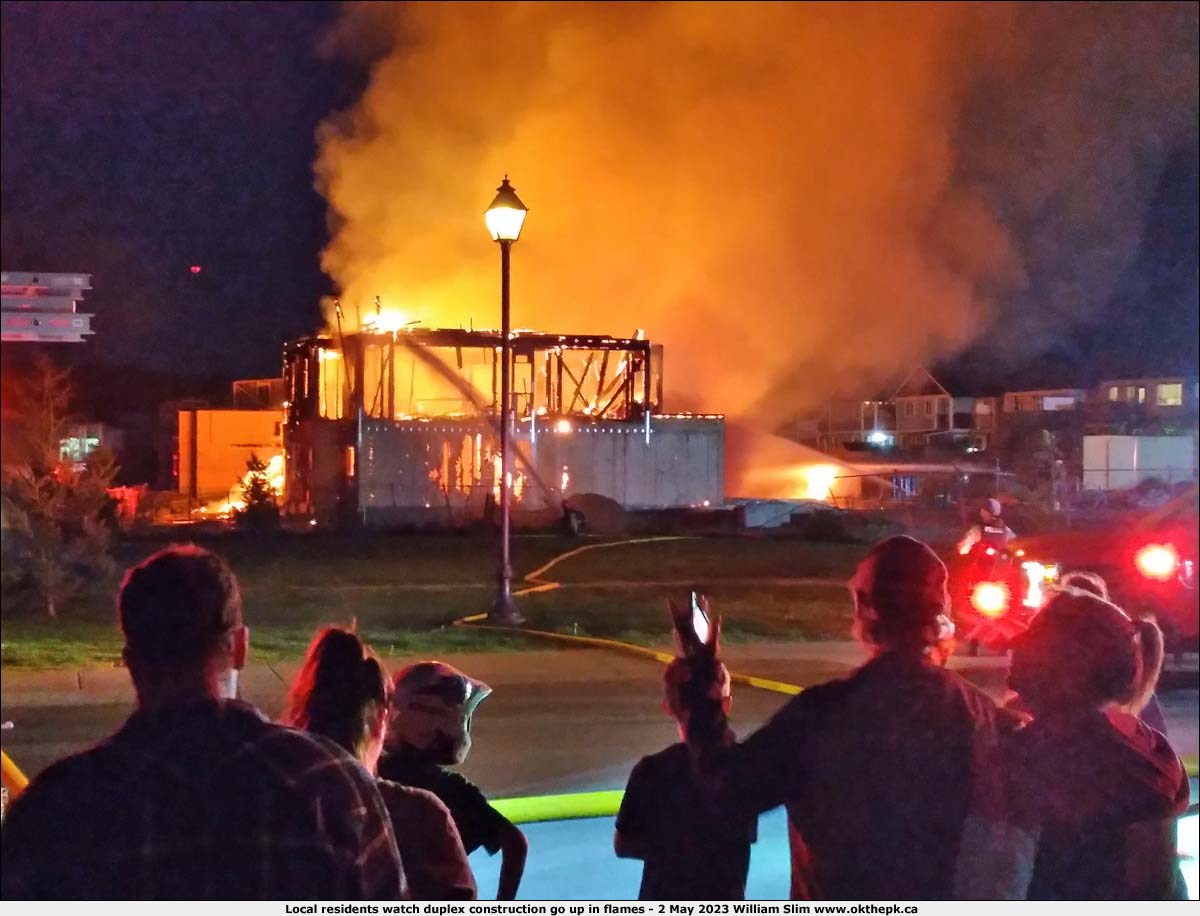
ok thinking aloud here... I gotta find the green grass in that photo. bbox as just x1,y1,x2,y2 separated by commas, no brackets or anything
517,583,852,646
2,533,863,669
542,536,865,583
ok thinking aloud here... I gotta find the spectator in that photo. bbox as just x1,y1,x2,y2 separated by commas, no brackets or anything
1040,572,1169,734
0,545,405,901
994,590,1189,899
730,535,1017,899
378,661,527,900
282,628,476,900
615,597,757,900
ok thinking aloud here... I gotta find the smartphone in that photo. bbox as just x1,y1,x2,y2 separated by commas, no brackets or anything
690,591,710,643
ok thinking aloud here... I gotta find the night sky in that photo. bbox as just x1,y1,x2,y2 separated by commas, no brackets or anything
1,1,353,378
2,1,1197,390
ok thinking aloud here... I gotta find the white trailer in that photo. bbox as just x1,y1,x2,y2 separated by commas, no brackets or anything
1082,435,1196,490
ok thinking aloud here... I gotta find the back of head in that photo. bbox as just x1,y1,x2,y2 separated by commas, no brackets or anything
850,536,952,654
663,655,732,749
282,627,387,759
985,498,1002,518
386,661,491,765
118,545,241,673
1058,571,1109,600
1010,590,1164,716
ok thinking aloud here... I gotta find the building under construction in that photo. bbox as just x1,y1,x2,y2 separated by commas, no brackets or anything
282,327,724,526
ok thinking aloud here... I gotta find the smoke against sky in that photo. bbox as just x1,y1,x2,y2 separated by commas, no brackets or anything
316,2,1197,422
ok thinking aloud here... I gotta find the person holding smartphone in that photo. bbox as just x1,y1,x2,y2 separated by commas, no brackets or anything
614,594,758,900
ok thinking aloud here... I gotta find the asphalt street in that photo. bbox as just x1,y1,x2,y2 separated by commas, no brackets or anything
3,643,1197,900
3,643,1195,795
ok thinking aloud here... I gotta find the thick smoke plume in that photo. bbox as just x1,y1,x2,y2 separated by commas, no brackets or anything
316,1,1196,428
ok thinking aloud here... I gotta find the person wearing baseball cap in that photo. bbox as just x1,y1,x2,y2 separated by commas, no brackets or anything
729,536,1016,900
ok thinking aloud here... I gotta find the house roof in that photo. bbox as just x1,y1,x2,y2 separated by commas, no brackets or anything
892,367,949,399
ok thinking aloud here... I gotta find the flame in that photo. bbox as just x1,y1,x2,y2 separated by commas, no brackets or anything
362,309,412,333
802,464,840,501
314,2,1194,502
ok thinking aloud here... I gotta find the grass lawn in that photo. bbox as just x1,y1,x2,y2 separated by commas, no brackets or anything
1,532,865,669
539,536,864,583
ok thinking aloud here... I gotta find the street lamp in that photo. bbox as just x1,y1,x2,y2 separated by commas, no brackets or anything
486,176,528,625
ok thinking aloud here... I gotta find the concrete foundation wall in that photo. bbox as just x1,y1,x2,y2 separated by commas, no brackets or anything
352,415,723,526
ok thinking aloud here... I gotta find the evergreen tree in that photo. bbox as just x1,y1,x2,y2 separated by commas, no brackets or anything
1,357,117,617
235,451,280,530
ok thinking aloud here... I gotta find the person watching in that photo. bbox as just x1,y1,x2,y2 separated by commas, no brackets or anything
282,628,477,900
378,661,527,900
615,598,757,900
0,545,405,901
729,535,1017,899
981,590,1189,899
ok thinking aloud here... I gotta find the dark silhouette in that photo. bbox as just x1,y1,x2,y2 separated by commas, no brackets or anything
378,661,527,900
282,628,476,900
0,546,405,900
729,536,1017,899
615,597,757,900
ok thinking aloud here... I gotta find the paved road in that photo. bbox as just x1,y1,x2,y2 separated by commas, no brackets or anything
3,643,1195,797
4,643,1196,901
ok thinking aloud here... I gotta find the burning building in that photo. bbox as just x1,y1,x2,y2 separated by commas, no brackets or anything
282,326,723,527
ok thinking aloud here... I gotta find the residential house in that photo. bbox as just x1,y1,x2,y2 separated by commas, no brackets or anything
892,367,996,450
813,396,897,451
1095,377,1197,416
233,377,285,410
1002,388,1087,414
1083,377,1198,439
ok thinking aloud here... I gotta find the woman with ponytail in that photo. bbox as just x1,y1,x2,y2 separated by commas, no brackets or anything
282,628,476,900
995,591,1189,898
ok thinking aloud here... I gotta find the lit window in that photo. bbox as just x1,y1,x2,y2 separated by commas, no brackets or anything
1156,383,1183,407
1108,386,1120,402
1137,387,1146,404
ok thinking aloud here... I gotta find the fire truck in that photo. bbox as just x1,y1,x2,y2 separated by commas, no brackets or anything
959,487,1199,652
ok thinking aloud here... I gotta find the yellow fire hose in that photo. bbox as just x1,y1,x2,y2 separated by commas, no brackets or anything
2,748,29,798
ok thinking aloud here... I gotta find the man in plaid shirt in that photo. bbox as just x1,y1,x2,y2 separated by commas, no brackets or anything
0,545,406,900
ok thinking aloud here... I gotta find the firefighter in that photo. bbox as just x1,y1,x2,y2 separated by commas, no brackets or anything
958,498,1016,556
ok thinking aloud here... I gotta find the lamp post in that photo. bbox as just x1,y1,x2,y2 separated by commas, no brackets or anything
485,176,528,625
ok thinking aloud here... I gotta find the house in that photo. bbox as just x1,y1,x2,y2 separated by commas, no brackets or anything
892,367,996,450
1082,377,1198,440
1094,377,1197,415
1002,388,1087,413
232,377,285,410
810,395,897,451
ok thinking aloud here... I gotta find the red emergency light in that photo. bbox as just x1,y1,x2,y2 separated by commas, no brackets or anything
971,581,1010,618
1136,544,1179,582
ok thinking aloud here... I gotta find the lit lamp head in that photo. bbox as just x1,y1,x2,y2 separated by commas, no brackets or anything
484,176,528,242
